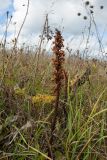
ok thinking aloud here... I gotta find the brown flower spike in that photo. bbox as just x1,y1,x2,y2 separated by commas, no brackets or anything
49,29,65,158
52,29,65,95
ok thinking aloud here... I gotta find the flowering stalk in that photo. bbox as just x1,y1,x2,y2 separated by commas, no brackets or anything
49,29,65,148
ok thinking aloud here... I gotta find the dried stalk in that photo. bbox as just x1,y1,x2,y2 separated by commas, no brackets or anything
48,29,65,158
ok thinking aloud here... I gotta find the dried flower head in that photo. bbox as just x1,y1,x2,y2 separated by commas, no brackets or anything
85,1,90,6
90,5,94,8
90,10,94,14
100,5,104,9
83,16,87,20
77,13,81,16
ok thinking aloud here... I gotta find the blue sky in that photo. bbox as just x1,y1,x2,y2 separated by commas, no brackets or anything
0,0,107,58
0,3,14,23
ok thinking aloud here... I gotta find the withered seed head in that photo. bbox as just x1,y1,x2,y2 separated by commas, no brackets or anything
83,16,87,20
85,1,90,6
90,5,94,8
100,5,104,9
77,13,81,16
90,10,94,14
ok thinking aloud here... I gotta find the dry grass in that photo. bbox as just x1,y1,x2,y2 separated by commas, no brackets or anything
0,30,107,160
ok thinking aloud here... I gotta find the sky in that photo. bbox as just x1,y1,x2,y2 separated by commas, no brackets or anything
0,0,107,58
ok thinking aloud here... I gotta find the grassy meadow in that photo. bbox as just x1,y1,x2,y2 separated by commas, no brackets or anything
0,35,107,160
0,3,107,158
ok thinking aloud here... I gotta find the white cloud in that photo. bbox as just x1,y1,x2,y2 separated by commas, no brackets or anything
0,0,107,58
12,0,87,35
9,0,106,37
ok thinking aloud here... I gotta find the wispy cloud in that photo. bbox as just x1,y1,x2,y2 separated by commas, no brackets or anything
0,0,107,57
